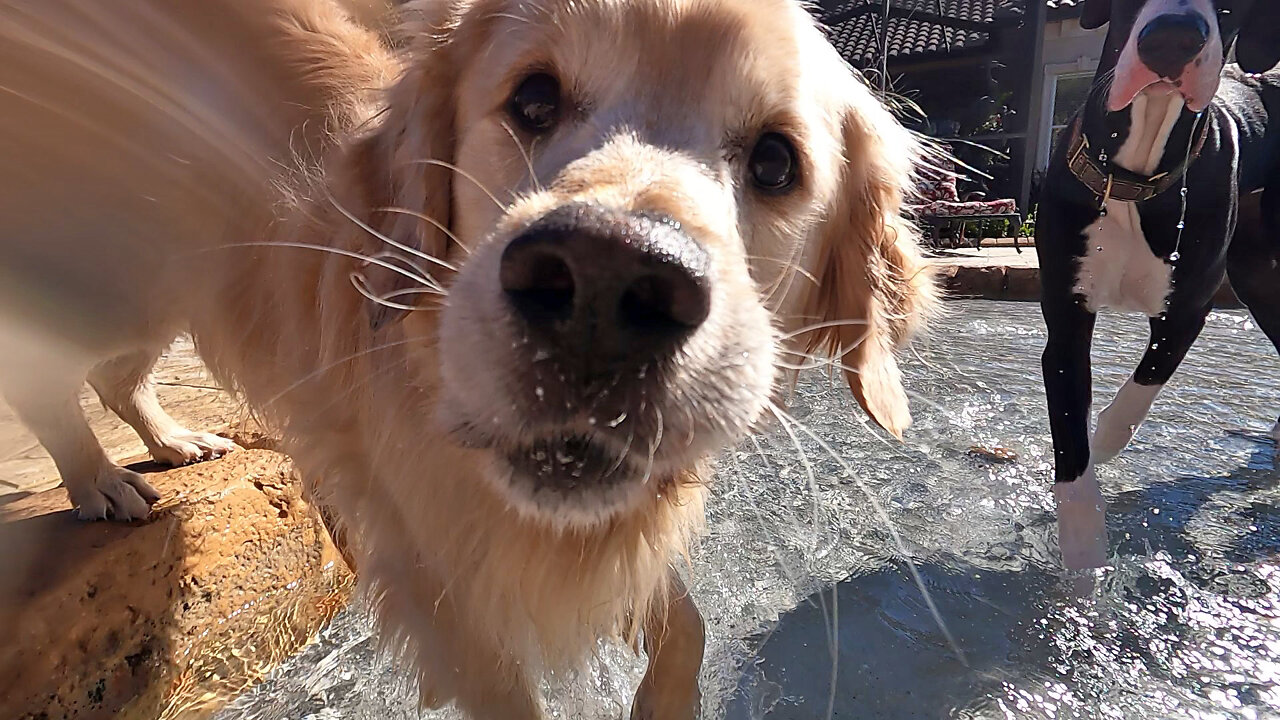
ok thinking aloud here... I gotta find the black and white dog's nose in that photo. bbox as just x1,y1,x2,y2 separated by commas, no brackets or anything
1137,12,1210,80
500,203,711,367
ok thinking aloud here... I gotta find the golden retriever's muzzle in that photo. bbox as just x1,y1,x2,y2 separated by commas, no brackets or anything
439,182,775,525
500,203,711,384
489,203,713,496
445,202,728,508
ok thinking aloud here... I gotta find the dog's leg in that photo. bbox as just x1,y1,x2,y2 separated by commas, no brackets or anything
1041,293,1106,569
631,569,704,720
88,348,236,466
1095,301,1213,458
1092,378,1162,463
1227,190,1280,451
1094,303,1213,463
1,366,160,520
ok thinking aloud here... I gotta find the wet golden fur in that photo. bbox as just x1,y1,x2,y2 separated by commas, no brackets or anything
0,0,936,716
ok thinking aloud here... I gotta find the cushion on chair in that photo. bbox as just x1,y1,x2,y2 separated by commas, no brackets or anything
919,198,1018,217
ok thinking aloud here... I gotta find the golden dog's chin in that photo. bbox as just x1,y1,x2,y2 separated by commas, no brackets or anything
483,442,661,529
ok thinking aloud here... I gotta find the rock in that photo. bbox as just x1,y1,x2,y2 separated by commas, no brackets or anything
0,447,353,720
966,445,1019,463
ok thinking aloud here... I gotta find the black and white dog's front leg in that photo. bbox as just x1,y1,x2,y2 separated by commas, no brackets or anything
1041,294,1105,569
1092,301,1214,463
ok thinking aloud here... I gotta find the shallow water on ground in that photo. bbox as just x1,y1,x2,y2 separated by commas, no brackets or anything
221,301,1280,720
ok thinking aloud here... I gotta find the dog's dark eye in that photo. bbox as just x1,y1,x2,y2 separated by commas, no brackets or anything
509,72,561,134
748,132,798,193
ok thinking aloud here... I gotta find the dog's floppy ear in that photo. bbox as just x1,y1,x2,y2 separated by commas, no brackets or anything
1079,0,1112,30
1236,1,1280,74
338,0,490,331
799,91,938,439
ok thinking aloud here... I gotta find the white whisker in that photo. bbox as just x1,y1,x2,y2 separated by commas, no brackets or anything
373,206,469,255
327,189,459,274
775,354,952,415
349,272,424,312
266,337,419,407
500,120,542,193
365,251,446,293
780,319,870,341
769,401,968,667
746,254,819,286
769,403,823,530
409,158,506,211
199,241,435,288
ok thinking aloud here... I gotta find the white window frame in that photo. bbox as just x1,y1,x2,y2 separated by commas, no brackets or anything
1038,60,1098,170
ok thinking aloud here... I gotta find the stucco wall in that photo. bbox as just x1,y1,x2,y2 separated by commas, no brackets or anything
1037,18,1106,170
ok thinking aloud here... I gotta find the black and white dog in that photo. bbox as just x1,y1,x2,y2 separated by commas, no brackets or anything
1036,0,1280,569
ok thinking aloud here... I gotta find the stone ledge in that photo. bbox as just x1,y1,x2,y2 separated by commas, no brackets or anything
934,260,1243,307
0,445,353,720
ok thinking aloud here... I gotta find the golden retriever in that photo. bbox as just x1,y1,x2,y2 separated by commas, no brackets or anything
0,0,936,717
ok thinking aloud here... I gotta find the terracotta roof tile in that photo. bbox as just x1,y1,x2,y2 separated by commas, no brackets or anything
816,0,1024,64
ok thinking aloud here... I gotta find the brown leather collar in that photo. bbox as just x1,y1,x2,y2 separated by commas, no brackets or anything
1065,113,1210,204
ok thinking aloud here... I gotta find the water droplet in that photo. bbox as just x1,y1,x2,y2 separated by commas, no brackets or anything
1169,251,1181,262
532,348,550,362
534,386,545,400
1096,246,1104,252
1176,222,1185,230
587,416,597,426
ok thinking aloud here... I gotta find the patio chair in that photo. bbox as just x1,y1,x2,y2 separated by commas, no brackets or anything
916,147,1023,252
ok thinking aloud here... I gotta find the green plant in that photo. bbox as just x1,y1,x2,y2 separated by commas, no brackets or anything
1020,205,1037,237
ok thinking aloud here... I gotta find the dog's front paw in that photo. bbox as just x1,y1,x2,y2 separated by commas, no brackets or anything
150,430,238,466
1053,470,1108,570
70,464,161,521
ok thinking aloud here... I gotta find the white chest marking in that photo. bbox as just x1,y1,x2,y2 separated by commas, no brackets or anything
1073,92,1184,317
1075,202,1173,316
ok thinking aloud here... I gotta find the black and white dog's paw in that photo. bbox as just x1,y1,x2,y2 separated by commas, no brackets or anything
1053,468,1109,570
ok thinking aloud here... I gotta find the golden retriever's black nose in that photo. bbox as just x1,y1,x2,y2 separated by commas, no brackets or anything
500,203,710,363
1137,13,1209,80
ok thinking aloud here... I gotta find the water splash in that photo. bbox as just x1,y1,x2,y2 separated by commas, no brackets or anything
222,302,1280,719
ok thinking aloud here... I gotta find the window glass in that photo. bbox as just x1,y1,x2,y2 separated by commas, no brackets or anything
1049,73,1093,151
